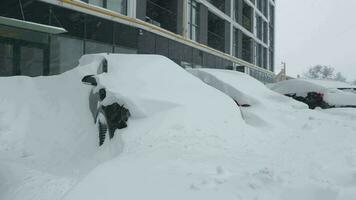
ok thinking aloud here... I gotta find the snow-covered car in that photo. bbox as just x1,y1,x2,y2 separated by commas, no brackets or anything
187,68,306,109
81,58,130,146
268,79,356,109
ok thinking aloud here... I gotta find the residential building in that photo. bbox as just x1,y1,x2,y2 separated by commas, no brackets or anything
0,0,275,83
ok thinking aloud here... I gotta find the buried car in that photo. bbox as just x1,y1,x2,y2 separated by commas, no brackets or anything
268,79,356,109
81,58,130,146
187,68,305,109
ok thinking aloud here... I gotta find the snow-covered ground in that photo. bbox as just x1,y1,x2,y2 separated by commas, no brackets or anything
1,54,356,200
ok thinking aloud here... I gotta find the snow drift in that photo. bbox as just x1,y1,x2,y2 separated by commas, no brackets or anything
1,54,356,200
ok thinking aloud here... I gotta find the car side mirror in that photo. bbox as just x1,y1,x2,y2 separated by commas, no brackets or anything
81,75,97,86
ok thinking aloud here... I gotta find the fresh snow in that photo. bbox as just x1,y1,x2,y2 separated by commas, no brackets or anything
1,54,356,200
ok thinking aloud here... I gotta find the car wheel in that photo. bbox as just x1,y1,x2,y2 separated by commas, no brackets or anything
96,111,110,146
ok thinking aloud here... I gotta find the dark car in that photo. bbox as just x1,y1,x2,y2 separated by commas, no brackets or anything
81,58,130,146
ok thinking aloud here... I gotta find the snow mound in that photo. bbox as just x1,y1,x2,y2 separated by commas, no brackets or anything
2,54,356,200
0,54,246,200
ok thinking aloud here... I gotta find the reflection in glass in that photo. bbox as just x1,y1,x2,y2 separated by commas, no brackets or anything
107,0,127,15
89,0,104,7
50,36,84,75
0,43,14,76
85,40,113,54
20,46,44,77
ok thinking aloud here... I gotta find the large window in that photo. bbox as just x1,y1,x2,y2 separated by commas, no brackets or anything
85,15,113,44
207,0,226,14
0,25,49,77
242,1,253,32
20,46,45,77
208,12,225,52
241,33,253,63
114,23,138,51
88,0,104,7
107,0,127,15
146,0,178,33
50,36,84,75
233,28,240,58
269,50,274,72
256,15,262,40
0,43,14,76
51,7,85,38
234,0,240,23
263,21,268,44
188,0,200,41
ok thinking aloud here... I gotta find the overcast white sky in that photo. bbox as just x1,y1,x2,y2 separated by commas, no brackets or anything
275,0,356,81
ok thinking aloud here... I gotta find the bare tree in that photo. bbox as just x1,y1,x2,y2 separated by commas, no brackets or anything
303,65,335,79
303,65,348,82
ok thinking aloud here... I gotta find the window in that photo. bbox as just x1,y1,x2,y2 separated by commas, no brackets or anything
206,0,226,14
263,46,267,69
234,0,240,23
256,43,262,67
256,15,262,40
50,35,84,75
234,28,240,58
0,43,14,76
208,12,225,52
192,49,203,67
20,46,44,77
88,0,104,7
242,2,253,32
262,0,268,17
269,50,274,71
155,35,169,57
188,0,200,41
146,0,178,33
51,7,85,38
85,15,113,44
114,24,138,50
107,0,127,15
241,33,253,63
263,21,268,44
138,30,155,54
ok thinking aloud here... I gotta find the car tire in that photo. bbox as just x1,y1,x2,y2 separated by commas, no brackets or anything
96,110,111,146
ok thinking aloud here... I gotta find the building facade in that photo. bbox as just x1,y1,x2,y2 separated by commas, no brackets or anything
0,0,275,83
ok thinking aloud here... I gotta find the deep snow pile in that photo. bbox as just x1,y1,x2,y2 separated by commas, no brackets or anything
1,54,356,200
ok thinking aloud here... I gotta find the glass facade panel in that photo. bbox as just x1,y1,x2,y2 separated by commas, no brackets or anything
89,0,104,7
86,15,113,44
85,41,113,54
114,46,138,54
0,43,14,76
114,24,138,49
188,0,200,41
20,46,44,77
107,0,127,15
146,0,178,33
50,36,84,75
208,12,225,52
